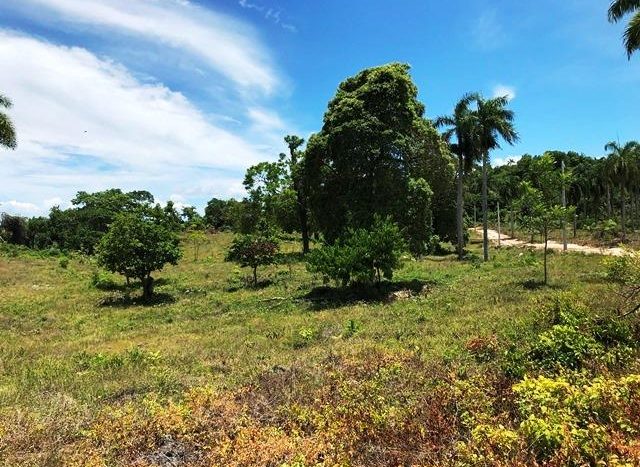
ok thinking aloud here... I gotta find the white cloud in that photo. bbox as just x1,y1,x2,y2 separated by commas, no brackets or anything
471,9,506,51
9,0,279,93
0,30,295,216
238,0,297,33
0,200,40,214
492,84,516,101
248,107,287,131
492,155,521,167
0,31,267,170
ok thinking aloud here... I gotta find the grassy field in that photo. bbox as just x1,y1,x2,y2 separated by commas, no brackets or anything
0,233,635,466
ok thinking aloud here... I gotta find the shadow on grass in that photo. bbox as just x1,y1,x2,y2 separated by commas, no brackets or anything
277,251,305,265
98,292,176,308
94,277,171,292
225,279,274,292
520,279,564,291
304,279,436,310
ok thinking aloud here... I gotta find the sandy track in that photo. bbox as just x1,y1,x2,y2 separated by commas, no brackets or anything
471,227,627,257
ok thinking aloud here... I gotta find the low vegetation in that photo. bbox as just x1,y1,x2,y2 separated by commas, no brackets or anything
1,19,640,463
1,231,639,466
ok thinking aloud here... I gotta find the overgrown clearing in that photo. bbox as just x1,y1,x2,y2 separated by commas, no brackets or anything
2,232,638,466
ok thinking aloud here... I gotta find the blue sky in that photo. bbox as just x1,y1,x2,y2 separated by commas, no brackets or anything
0,0,638,215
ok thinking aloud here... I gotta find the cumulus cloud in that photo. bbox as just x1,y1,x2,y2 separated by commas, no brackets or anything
492,84,517,101
7,0,279,93
0,200,40,214
0,30,296,215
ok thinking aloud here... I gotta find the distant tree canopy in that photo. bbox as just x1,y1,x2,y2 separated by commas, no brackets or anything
477,146,640,242
2,189,205,253
0,213,28,245
304,63,456,252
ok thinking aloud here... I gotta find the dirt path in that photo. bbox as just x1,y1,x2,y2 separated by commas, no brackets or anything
471,227,627,256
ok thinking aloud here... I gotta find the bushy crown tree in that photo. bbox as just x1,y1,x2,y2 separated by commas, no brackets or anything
96,212,182,300
225,233,280,286
304,63,456,249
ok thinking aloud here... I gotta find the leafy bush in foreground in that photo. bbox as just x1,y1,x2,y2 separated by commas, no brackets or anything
307,216,406,286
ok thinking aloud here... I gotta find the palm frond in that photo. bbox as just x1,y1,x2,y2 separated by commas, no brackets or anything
609,0,640,22
0,93,12,109
623,11,640,57
0,112,17,149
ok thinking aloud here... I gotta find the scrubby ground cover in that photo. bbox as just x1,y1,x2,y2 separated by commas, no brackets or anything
1,234,638,466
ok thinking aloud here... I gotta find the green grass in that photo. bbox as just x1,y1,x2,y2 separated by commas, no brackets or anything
0,232,619,465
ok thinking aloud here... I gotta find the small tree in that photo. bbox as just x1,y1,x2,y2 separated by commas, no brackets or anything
307,216,406,287
516,154,574,285
96,213,182,300
187,227,207,261
516,183,571,285
226,234,279,286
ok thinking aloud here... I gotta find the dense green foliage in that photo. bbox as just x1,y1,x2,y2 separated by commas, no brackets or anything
307,216,406,286
477,145,640,245
96,212,182,299
304,63,456,246
0,213,28,245
225,233,280,286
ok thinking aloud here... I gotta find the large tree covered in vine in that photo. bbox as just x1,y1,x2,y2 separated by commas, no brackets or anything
304,63,456,254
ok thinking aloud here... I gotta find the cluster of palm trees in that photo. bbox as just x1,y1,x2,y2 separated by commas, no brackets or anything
603,140,640,242
435,93,518,261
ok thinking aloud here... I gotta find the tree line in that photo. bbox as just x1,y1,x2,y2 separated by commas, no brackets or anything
1,59,638,296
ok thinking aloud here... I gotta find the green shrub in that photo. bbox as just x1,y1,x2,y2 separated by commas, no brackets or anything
225,234,279,286
59,257,69,269
530,324,602,371
307,216,406,286
512,374,640,463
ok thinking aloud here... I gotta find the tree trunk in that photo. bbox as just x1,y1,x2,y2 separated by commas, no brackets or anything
543,226,548,286
561,160,567,251
142,275,154,301
291,150,310,255
456,153,465,260
510,209,515,238
482,151,489,261
253,266,258,287
621,185,627,242
300,200,310,254
497,201,501,247
607,184,612,217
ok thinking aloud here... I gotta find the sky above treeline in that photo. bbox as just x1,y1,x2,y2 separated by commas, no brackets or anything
0,0,638,215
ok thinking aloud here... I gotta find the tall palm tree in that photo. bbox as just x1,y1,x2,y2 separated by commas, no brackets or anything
604,140,639,241
471,95,519,261
0,93,17,150
434,93,480,260
609,1,640,58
